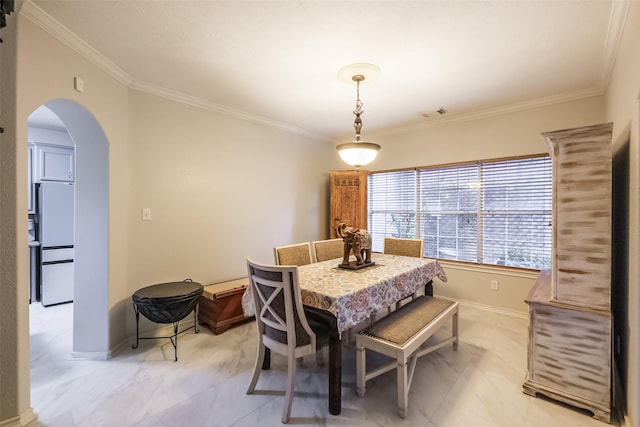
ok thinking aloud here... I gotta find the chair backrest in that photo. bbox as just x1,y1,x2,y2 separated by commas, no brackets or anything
312,238,344,262
273,242,313,266
246,258,316,356
383,237,424,258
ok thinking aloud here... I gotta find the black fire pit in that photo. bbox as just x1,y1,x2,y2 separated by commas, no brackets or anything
131,279,203,361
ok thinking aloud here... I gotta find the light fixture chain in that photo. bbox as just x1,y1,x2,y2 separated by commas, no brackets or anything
353,79,363,141
336,65,380,168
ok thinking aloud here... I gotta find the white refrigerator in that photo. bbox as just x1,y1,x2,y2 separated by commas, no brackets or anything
37,182,74,306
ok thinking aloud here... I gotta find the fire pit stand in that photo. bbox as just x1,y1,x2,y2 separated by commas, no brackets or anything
131,279,203,361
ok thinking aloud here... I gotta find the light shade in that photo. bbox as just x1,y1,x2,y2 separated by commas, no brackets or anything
336,141,381,168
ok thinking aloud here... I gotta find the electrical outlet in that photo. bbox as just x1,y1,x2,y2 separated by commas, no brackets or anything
142,208,152,221
490,280,499,291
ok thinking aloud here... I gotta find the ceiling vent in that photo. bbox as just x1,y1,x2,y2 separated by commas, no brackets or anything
420,107,448,118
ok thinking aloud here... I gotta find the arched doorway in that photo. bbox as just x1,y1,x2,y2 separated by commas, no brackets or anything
29,99,109,357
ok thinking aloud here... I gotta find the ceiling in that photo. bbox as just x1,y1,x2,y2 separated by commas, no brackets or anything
25,0,626,141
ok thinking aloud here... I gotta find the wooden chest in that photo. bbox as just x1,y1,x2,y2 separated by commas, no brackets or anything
199,278,251,334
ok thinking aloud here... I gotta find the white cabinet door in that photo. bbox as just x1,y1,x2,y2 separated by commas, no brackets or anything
36,144,74,182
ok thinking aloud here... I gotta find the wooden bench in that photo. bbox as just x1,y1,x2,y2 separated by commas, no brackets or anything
198,278,252,334
356,296,459,418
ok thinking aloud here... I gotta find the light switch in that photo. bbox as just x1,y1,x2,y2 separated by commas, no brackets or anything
142,208,151,221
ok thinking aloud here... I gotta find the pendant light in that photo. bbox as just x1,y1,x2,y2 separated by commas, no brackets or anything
336,66,381,169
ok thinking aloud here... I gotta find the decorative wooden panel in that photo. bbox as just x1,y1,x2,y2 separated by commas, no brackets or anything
329,170,368,238
543,123,613,311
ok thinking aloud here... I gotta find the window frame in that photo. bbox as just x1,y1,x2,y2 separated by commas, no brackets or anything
368,153,552,271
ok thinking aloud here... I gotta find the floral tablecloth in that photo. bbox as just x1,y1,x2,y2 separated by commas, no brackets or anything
298,253,447,335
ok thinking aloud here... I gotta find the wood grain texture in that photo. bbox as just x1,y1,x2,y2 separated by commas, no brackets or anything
524,300,611,423
528,303,611,402
544,122,613,311
524,123,613,423
329,170,368,238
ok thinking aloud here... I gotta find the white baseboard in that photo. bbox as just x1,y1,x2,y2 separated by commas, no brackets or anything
68,318,200,360
435,295,529,319
69,350,112,360
120,319,202,356
0,408,37,427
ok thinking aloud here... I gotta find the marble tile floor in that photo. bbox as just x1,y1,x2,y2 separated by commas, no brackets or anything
28,302,618,427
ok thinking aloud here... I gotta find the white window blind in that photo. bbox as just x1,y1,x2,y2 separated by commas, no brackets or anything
368,155,552,270
420,164,478,262
368,170,416,253
480,156,552,269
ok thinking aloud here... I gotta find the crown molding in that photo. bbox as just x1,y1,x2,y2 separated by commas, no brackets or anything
20,0,133,87
369,87,605,138
20,0,626,142
598,0,632,92
19,0,327,142
129,80,327,141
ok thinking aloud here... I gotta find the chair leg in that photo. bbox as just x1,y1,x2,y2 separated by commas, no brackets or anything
247,342,265,394
282,353,297,423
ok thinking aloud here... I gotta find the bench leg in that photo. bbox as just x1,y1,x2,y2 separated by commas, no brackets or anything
356,342,366,397
397,359,409,418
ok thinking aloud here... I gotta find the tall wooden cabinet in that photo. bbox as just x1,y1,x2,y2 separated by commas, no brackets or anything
523,123,613,423
329,170,368,238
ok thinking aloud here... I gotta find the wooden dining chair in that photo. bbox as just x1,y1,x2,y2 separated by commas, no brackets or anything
383,237,424,258
246,258,330,423
312,238,344,262
384,237,426,309
274,242,313,266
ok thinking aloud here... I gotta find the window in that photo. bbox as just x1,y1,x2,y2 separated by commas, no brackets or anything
368,170,416,253
368,155,552,270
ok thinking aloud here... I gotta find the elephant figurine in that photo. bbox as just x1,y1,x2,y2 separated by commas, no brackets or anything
336,223,372,266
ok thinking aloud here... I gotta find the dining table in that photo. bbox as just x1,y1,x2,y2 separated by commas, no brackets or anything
297,252,448,415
